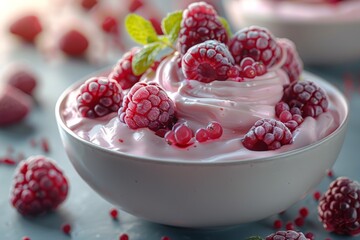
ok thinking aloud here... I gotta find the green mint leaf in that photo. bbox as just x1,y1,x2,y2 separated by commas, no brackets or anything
218,16,232,38
246,236,263,240
132,42,162,76
161,10,183,43
125,14,159,45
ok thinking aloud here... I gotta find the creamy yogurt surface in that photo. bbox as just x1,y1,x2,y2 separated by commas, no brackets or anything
61,55,344,162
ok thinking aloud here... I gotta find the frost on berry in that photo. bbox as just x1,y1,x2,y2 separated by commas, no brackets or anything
77,77,123,118
177,1,228,55
265,230,307,240
10,156,69,216
318,177,360,236
277,38,303,83
182,40,234,83
108,47,142,90
228,26,281,67
119,82,176,131
242,119,293,151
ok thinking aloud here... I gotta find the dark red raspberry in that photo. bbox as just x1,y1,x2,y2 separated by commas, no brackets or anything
108,47,142,90
266,230,308,240
10,156,69,216
59,30,89,57
119,82,176,131
318,177,360,235
242,118,293,151
278,39,303,83
177,2,228,55
182,40,234,83
228,26,281,67
9,15,42,43
77,77,123,118
282,80,328,118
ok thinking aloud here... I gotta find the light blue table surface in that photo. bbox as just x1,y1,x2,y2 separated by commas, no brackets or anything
1,43,360,240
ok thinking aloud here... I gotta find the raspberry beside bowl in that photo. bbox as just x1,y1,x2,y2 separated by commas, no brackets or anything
55,71,348,228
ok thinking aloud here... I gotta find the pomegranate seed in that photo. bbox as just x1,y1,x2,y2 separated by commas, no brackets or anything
240,57,255,67
195,128,209,142
299,207,309,218
41,138,50,153
206,121,223,139
313,191,321,201
292,114,303,124
253,62,266,76
0,157,16,165
305,232,315,240
62,223,71,235
174,124,193,146
165,131,176,145
273,219,282,229
279,110,292,123
119,233,129,240
294,216,305,227
161,236,171,240
243,65,256,78
327,169,333,177
110,208,118,219
275,102,290,116
22,237,31,240
102,16,118,34
285,221,294,230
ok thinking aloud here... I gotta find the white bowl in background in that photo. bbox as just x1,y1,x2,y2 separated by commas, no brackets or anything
55,72,348,228
223,0,360,65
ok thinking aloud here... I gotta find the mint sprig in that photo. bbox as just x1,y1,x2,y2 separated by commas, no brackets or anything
125,11,183,76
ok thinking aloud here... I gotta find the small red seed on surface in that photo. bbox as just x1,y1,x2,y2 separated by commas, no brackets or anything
305,232,315,240
313,191,321,201
41,138,50,153
22,237,31,240
110,208,118,219
294,216,305,227
119,233,129,240
273,219,282,229
285,221,294,230
299,207,309,218
118,139,124,143
0,157,16,165
62,224,71,235
161,236,171,240
327,169,333,177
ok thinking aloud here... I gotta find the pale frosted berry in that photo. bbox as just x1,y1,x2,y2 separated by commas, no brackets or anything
77,77,123,118
278,38,303,83
195,128,209,142
283,80,328,118
228,26,281,67
10,156,69,216
266,230,307,240
59,30,89,57
109,47,142,90
177,2,228,55
318,177,360,235
9,15,42,43
206,121,223,139
119,82,176,131
182,40,234,83
242,119,293,151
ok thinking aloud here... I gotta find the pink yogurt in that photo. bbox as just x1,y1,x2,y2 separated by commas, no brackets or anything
62,53,343,162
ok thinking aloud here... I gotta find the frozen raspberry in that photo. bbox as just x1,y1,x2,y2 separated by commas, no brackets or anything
318,177,360,235
10,156,69,216
228,26,281,67
182,40,234,83
6,68,37,96
0,85,32,126
282,80,328,118
119,82,176,131
266,230,308,240
275,102,304,131
9,15,42,43
242,119,293,151
177,2,228,55
77,77,123,118
109,48,142,90
278,39,303,83
59,30,89,57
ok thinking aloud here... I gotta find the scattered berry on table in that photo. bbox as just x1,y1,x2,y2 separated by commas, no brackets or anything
10,156,69,216
242,119,293,151
120,82,176,131
108,47,142,90
318,177,360,235
228,26,281,67
177,1,228,55
77,77,123,118
182,40,234,83
110,208,118,219
265,230,308,240
9,15,42,43
80,0,98,10
299,207,309,218
294,216,305,227
59,30,89,57
313,191,322,201
102,16,119,34
6,68,37,96
61,223,71,235
119,233,129,240
273,219,283,229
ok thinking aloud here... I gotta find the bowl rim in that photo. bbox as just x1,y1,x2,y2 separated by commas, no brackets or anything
55,70,349,166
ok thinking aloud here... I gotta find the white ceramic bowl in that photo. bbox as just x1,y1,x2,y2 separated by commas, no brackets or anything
223,0,360,65
55,72,348,228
